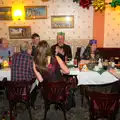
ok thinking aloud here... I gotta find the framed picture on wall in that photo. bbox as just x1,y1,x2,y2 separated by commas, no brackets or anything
25,6,47,19
9,26,31,39
0,7,12,20
51,15,74,29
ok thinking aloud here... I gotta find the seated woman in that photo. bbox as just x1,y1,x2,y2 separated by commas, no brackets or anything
80,39,101,64
34,41,77,110
34,40,69,82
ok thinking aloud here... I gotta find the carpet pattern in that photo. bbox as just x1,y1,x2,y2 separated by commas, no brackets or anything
0,85,120,120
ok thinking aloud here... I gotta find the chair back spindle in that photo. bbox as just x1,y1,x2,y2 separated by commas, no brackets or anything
87,91,120,120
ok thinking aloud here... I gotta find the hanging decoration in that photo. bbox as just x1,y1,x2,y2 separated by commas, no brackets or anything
79,0,92,9
109,0,120,8
92,0,105,12
73,0,79,3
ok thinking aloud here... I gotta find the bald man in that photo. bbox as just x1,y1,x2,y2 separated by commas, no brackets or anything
0,38,14,60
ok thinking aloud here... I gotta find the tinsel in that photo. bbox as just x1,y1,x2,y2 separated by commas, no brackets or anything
110,0,120,7
92,0,105,12
73,0,79,3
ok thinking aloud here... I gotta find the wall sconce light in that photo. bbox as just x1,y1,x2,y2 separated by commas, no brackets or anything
14,10,22,20
12,4,25,21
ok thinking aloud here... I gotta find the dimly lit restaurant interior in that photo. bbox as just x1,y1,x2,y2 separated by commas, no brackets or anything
1,0,120,120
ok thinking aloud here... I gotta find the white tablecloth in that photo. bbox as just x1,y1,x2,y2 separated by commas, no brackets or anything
0,68,119,86
69,68,119,85
0,68,11,81
0,68,38,93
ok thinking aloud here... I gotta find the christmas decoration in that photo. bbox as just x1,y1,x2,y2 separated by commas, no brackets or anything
92,0,105,12
79,0,92,9
73,0,79,3
109,0,120,8
2,60,9,67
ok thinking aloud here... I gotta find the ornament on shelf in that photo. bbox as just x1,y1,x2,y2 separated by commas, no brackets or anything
110,0,120,8
92,0,105,12
79,0,92,9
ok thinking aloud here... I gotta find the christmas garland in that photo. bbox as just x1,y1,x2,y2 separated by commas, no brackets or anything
79,0,92,9
73,0,120,11
110,0,120,7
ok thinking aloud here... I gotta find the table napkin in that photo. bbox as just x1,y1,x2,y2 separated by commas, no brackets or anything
30,79,39,93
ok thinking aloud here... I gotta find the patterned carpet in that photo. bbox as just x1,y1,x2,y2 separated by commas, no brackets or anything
0,86,120,120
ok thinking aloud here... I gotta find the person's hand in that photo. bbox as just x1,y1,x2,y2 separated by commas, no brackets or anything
91,53,95,59
59,49,64,55
55,46,60,55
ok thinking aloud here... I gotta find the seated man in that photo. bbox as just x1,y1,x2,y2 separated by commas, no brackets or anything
11,42,36,81
31,33,40,56
51,32,72,61
0,38,14,60
11,41,43,109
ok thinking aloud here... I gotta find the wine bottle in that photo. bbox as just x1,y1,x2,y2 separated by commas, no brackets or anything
8,50,12,65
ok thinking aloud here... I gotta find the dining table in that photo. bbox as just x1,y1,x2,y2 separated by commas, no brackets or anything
0,68,10,81
69,67,119,86
66,59,120,86
0,67,119,86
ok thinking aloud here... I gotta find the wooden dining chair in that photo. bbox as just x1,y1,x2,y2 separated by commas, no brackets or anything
5,80,34,120
87,90,120,120
41,80,69,120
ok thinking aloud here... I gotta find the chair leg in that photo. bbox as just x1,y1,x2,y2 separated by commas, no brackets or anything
26,103,32,120
9,102,13,120
89,112,95,120
80,86,84,106
44,102,49,120
61,103,67,120
109,113,117,120
13,102,17,117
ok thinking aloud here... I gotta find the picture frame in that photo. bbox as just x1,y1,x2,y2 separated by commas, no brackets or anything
25,6,47,19
51,15,74,29
0,7,12,20
9,26,31,39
